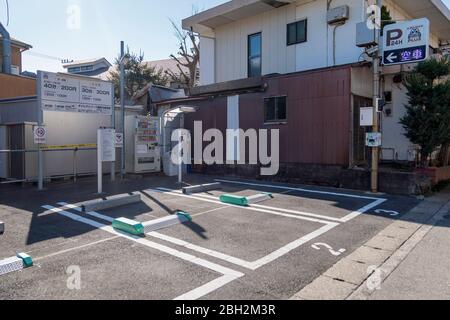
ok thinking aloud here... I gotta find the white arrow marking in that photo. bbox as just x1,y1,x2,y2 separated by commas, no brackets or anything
312,243,346,256
375,209,400,216
386,52,397,63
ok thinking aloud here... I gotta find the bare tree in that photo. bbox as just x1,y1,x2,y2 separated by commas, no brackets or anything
167,19,199,93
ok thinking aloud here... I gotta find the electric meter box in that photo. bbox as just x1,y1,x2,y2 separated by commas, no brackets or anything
356,22,377,47
125,115,161,174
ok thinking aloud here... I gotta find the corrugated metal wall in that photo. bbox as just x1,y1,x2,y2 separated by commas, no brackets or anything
184,65,352,166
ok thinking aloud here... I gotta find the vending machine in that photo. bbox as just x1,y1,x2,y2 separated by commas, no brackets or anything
125,115,161,173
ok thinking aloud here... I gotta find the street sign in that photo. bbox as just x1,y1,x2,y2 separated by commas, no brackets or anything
382,18,429,66
33,126,47,145
115,133,124,148
97,128,116,194
366,132,382,147
98,129,116,162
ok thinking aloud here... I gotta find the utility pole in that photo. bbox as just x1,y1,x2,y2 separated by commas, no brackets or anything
371,0,382,193
120,41,126,178
110,83,116,182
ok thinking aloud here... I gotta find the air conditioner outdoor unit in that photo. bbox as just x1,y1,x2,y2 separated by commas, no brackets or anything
327,5,350,24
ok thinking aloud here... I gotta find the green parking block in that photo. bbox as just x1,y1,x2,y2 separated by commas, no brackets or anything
112,218,145,236
17,252,33,268
176,211,192,222
220,194,249,206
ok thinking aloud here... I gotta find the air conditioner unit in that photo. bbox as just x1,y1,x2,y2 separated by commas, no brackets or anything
327,5,350,25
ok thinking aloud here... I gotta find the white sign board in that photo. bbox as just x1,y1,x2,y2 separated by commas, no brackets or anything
39,71,113,115
383,18,429,66
98,129,116,162
366,132,382,147
360,107,374,127
115,133,124,148
33,126,47,144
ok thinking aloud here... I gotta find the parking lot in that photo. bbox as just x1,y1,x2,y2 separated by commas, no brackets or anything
0,175,420,300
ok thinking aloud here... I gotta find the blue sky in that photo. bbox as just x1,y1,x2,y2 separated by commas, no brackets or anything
1,0,449,73
0,0,225,72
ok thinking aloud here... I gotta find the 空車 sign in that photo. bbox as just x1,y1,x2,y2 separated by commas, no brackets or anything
383,18,429,66
38,71,113,115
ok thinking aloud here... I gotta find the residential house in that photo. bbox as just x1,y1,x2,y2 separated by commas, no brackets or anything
0,35,35,99
158,0,450,192
146,58,200,90
63,58,113,80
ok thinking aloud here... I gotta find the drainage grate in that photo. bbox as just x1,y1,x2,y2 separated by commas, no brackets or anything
0,257,23,276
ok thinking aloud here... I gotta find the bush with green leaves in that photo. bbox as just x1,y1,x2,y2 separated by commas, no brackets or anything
109,49,168,103
400,58,450,167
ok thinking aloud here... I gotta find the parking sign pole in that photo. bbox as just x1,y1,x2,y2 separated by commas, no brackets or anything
97,129,103,194
371,0,382,193
111,83,116,182
37,71,44,190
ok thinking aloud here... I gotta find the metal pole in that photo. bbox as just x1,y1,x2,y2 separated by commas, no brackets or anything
111,82,116,182
371,0,382,193
73,149,77,183
97,130,103,194
120,41,126,178
37,71,44,190
178,115,184,184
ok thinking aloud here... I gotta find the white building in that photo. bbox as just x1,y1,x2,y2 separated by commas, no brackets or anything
182,0,450,163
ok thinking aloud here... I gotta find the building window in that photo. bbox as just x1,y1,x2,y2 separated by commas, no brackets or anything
248,32,262,78
264,96,287,123
287,19,307,46
81,65,94,71
68,67,81,73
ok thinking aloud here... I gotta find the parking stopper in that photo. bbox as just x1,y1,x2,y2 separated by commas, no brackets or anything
183,183,222,195
112,218,145,236
143,211,192,234
220,194,249,206
0,257,23,276
246,193,273,204
17,253,33,268
81,192,141,212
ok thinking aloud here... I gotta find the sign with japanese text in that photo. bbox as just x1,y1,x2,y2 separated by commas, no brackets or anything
38,71,113,116
382,18,429,66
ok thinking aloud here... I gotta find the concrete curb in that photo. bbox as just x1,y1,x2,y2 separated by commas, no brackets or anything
291,189,450,301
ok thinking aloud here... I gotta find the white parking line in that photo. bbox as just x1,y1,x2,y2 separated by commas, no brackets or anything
215,179,386,201
210,180,388,223
149,231,255,269
162,189,386,224
144,189,340,270
174,274,238,300
146,189,335,225
34,236,119,262
191,206,229,218
41,205,243,300
161,189,344,223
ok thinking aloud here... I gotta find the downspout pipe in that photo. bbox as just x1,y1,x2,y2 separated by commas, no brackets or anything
0,22,12,74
